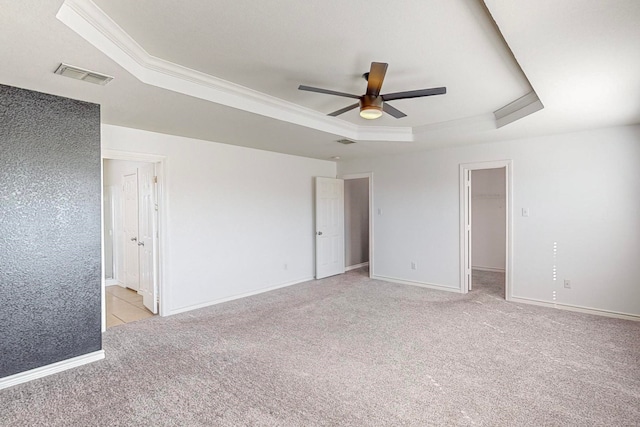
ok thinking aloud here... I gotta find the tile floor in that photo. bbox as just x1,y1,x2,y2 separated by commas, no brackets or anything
106,285,155,328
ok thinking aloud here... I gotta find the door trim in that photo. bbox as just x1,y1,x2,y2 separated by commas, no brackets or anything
340,173,374,278
459,160,512,300
101,150,167,332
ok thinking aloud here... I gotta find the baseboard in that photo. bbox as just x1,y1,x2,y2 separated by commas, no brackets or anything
169,277,314,316
105,281,125,288
372,275,461,294
346,262,369,272
0,350,105,391
104,278,119,286
509,296,640,321
472,266,505,273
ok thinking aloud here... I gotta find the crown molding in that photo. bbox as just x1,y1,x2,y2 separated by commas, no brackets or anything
494,91,543,128
57,0,416,142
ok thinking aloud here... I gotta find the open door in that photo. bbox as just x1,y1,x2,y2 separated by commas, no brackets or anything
315,177,345,279
138,163,158,314
123,173,140,291
464,169,472,291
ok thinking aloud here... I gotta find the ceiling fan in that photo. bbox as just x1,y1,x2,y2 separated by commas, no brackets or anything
298,62,446,120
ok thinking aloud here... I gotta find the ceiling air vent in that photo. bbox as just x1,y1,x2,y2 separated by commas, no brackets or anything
54,63,113,85
337,139,356,145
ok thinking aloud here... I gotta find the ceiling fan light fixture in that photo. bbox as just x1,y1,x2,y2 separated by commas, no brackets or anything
359,106,383,120
359,95,384,120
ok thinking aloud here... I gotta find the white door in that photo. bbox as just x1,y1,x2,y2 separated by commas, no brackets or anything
138,163,158,314
315,177,345,279
123,173,140,291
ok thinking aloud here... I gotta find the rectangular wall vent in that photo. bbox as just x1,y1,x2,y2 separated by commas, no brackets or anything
54,63,113,86
337,139,356,145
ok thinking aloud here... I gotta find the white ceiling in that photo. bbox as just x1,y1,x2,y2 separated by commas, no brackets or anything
1,0,638,160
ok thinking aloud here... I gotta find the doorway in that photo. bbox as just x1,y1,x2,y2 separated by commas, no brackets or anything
103,159,158,327
102,151,166,331
460,161,512,299
470,168,506,297
342,173,373,278
314,173,374,280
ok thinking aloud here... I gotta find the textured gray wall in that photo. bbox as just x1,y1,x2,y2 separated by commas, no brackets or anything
0,84,102,378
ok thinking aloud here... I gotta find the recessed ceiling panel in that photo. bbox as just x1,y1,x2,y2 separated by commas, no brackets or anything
92,0,533,127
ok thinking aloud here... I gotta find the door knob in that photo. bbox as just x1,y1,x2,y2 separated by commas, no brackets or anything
131,237,137,242
138,241,145,247
317,231,323,235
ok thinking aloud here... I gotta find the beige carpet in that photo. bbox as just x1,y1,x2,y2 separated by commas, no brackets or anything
1,268,639,426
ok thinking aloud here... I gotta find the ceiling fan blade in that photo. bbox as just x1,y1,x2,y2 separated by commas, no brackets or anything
366,62,388,97
328,103,360,117
298,85,361,99
382,103,407,119
382,87,447,102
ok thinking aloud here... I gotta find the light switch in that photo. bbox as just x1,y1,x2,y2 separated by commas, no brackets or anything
522,208,530,217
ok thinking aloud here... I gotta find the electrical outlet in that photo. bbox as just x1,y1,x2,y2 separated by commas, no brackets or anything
411,261,417,270
564,279,571,289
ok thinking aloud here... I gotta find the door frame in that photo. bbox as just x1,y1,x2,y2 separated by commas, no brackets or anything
459,161,512,299
340,172,374,278
101,150,168,331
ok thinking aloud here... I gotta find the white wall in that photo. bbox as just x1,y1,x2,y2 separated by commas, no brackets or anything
102,124,336,314
471,168,506,271
338,125,640,316
345,178,369,267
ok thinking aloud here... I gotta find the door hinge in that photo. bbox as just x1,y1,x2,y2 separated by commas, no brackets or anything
153,176,158,184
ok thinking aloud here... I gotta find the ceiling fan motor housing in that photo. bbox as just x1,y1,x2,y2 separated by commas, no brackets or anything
359,95,383,119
